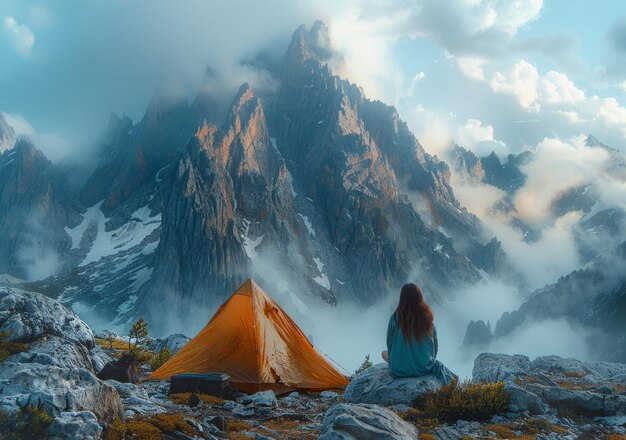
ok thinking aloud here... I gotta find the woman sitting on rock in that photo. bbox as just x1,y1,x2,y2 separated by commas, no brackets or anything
382,283,457,383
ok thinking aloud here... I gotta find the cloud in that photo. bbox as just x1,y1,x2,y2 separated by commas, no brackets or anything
555,110,585,124
514,135,610,224
592,96,626,126
412,0,543,56
482,59,626,146
490,60,540,110
450,176,506,219
456,56,487,81
406,105,454,157
490,60,586,110
539,71,585,104
456,118,507,156
319,0,544,103
3,112,71,162
3,16,34,57
490,318,592,363
486,211,583,288
451,130,626,292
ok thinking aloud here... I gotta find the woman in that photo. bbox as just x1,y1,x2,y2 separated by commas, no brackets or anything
382,283,456,383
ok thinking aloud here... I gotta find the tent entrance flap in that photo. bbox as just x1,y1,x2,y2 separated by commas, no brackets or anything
147,278,349,392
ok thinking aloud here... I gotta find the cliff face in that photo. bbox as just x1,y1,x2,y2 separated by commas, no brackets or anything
142,83,330,322
271,21,486,304
0,139,72,279
449,145,531,195
78,95,194,214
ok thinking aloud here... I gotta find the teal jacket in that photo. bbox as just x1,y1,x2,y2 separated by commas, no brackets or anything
386,312,438,378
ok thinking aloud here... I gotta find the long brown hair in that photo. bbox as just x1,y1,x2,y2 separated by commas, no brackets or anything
396,283,434,342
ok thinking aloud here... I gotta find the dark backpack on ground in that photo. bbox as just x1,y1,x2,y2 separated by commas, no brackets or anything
97,353,140,384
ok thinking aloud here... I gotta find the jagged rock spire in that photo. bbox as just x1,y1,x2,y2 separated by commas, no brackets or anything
0,112,17,153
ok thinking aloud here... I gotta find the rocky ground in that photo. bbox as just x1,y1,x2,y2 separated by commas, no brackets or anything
0,286,625,439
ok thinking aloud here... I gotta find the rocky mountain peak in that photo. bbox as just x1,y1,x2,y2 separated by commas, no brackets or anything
0,112,17,153
586,133,620,154
285,20,342,71
231,82,255,110
1,138,51,188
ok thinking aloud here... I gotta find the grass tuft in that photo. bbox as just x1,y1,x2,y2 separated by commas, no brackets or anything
411,379,510,423
169,392,225,406
521,418,567,435
15,405,52,439
106,413,196,440
227,419,252,433
0,331,29,362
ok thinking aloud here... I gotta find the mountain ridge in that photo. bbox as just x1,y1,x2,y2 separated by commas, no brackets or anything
0,21,527,334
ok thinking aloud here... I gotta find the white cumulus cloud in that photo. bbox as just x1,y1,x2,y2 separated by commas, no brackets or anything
490,60,540,110
3,16,35,57
456,56,487,81
456,118,507,156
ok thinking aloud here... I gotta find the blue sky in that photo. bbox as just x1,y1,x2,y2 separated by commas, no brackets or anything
1,0,625,160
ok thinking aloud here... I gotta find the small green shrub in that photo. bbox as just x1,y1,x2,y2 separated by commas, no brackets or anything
401,409,440,431
15,405,52,439
411,379,510,422
353,355,373,377
129,345,153,365
0,331,28,363
148,347,172,371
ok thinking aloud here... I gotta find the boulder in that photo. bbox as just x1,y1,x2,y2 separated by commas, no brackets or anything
238,390,277,408
318,403,418,440
472,353,530,383
530,355,592,377
48,411,102,440
0,361,124,423
105,380,149,400
90,345,114,373
95,329,124,341
0,287,94,347
586,361,626,380
9,336,94,371
152,333,190,354
0,288,125,428
504,382,547,415
344,363,442,406
526,383,626,417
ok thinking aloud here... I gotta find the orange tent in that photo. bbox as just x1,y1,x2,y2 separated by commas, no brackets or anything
146,279,349,393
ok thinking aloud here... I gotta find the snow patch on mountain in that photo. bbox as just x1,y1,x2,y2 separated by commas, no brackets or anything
286,170,298,198
313,257,330,290
298,213,316,237
118,295,138,315
79,203,161,267
129,266,152,291
241,219,264,264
